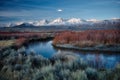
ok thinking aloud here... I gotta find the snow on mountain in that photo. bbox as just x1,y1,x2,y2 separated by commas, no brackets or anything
49,18,66,25
67,18,85,24
32,20,48,26
10,22,24,27
22,22,34,26
86,19,100,22
49,18,87,25
7,18,120,27
110,18,120,23
98,19,120,25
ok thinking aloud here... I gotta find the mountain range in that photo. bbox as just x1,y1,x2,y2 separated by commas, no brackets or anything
0,18,119,31
8,18,120,27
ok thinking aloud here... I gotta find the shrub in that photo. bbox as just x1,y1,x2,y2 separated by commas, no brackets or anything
85,67,98,80
14,64,22,71
52,51,79,63
71,70,88,80
31,55,50,68
15,37,27,46
53,30,120,47
33,65,55,80
1,46,120,80
58,69,71,80
2,49,11,58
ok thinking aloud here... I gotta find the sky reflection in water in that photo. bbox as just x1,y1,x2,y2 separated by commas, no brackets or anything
26,40,120,69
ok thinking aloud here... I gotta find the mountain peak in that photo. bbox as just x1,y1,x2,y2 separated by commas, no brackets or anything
32,19,48,26
49,18,65,25
52,18,64,23
6,18,120,27
67,18,86,24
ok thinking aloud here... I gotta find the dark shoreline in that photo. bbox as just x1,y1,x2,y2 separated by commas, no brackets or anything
52,44,120,53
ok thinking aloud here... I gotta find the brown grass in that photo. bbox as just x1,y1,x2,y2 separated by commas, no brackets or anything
0,40,15,48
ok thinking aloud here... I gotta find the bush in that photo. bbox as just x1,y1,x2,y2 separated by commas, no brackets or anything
31,55,50,68
85,67,98,80
33,65,55,80
53,30,120,47
1,47,120,80
58,69,71,80
71,70,88,80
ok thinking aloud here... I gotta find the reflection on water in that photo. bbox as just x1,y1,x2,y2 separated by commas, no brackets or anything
25,40,120,69
78,53,120,69
26,41,57,58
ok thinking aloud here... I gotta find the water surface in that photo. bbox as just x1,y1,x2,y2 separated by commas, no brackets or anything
26,40,120,69
26,41,57,58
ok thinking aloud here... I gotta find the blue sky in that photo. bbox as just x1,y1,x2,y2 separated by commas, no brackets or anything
0,0,120,23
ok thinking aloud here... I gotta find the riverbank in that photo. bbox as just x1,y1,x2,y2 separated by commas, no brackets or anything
0,31,57,50
0,36,54,51
53,30,120,53
53,44,120,53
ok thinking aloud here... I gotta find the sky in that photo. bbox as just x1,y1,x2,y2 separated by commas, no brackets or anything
0,0,120,24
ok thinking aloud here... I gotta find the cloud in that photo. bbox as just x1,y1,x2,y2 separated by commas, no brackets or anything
57,9,63,12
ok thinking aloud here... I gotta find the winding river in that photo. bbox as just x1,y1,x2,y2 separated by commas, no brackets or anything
25,40,120,69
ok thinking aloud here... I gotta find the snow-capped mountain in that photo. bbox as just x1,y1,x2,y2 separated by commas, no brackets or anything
49,18,66,25
67,18,86,24
5,18,120,27
9,22,24,27
32,20,48,26
86,19,100,23
49,18,87,25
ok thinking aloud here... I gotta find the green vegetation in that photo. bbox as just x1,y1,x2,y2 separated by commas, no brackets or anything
0,47,120,80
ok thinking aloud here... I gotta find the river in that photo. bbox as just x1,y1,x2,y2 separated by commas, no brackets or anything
25,40,120,69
